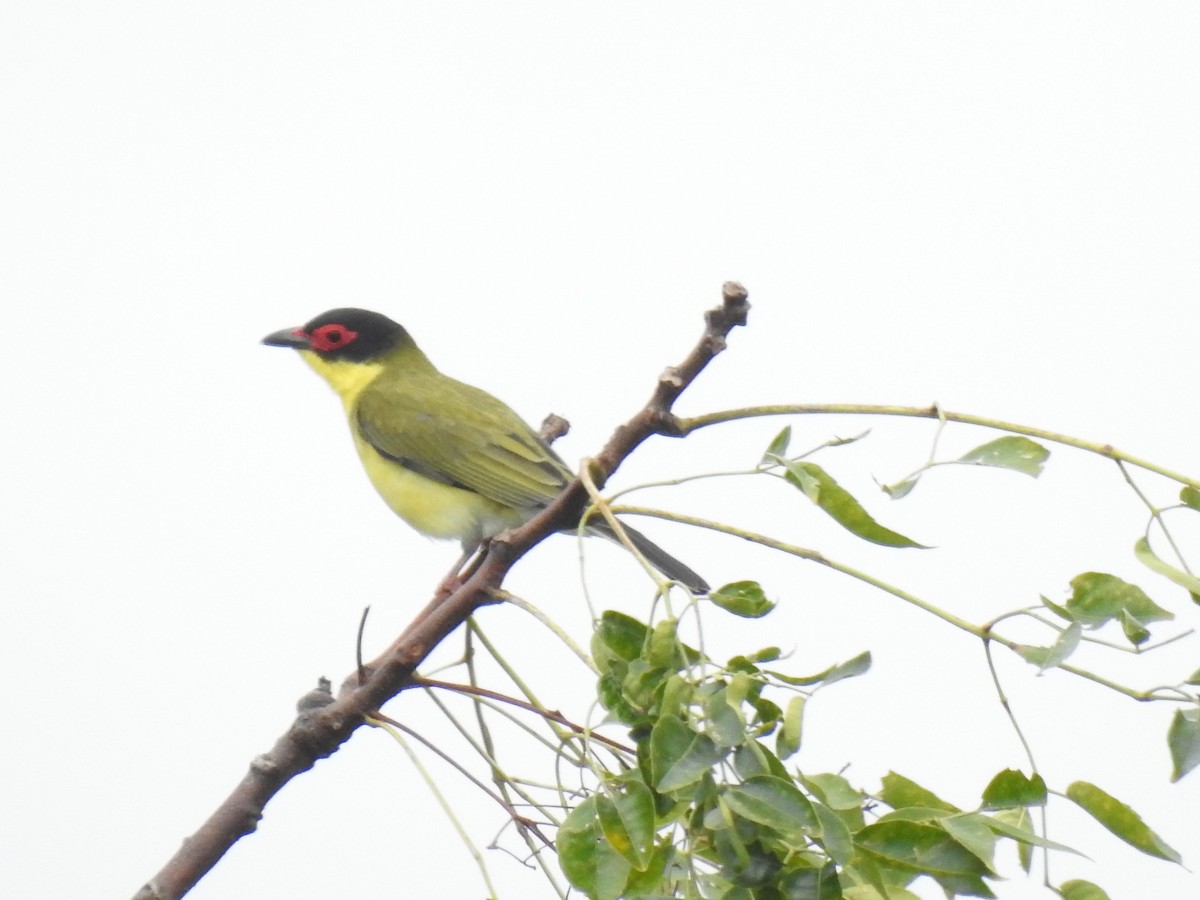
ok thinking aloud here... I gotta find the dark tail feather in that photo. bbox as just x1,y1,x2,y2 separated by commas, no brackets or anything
588,520,710,594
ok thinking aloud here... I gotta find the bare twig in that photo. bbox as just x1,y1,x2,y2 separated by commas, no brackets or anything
414,676,635,756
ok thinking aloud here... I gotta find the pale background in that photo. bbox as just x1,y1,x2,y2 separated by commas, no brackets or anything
2,3,1198,898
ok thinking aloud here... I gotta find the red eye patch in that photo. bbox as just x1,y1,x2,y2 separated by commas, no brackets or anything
308,323,359,353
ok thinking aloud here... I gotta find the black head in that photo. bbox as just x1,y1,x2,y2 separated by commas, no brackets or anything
262,308,412,362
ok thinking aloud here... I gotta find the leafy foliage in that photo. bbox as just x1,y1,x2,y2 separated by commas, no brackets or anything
550,422,1198,898
561,598,1143,898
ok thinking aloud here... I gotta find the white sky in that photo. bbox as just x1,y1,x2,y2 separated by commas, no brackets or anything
3,4,1198,899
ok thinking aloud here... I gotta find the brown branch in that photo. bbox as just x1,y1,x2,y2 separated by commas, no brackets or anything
132,281,749,900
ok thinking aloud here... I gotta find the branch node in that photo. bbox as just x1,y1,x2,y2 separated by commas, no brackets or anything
539,413,571,444
654,411,685,437
400,640,428,663
659,366,685,389
705,333,729,354
296,677,334,713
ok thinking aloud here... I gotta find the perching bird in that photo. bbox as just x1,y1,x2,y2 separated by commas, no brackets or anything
262,308,708,593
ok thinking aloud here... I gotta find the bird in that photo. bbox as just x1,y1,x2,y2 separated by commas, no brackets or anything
262,308,708,594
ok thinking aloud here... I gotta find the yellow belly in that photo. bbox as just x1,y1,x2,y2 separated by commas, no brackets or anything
353,432,527,547
296,348,528,547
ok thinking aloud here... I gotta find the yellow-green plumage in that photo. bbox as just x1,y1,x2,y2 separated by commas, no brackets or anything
300,341,563,545
263,308,707,593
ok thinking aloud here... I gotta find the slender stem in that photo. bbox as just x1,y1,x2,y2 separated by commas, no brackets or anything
423,688,575,816
678,404,1200,489
616,506,1194,704
489,591,599,673
416,676,634,756
613,505,985,637
1117,460,1195,576
368,716,514,900
979,612,1039,772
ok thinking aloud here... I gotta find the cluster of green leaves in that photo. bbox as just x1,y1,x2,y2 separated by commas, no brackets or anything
761,427,926,549
1014,571,1200,782
1022,573,1174,666
551,424,1196,898
769,424,1200,786
558,603,1113,900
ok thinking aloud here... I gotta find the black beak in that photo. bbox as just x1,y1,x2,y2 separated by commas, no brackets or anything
262,327,311,349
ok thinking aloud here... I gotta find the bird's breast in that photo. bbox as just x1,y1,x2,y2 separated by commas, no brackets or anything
352,432,527,547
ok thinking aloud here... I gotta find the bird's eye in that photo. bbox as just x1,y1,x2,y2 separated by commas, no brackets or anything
309,323,359,353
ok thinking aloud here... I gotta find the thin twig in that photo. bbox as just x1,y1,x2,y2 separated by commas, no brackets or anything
415,676,634,756
677,404,1200,489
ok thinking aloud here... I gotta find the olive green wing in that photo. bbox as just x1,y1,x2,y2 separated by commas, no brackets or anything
355,371,570,511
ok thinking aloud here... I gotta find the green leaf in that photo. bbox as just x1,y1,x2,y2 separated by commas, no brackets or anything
647,618,680,669
750,646,782,663
622,659,670,714
993,807,1035,873
827,429,872,448
1040,595,1073,621
777,861,844,899
776,695,804,760
878,807,956,824
879,772,959,813
847,854,924,897
881,474,922,500
1119,609,1150,646
597,672,643,725
1065,572,1173,629
1168,707,1200,782
660,672,693,718
941,814,998,873
812,800,856,866
771,651,872,688
652,715,725,793
1187,668,1200,687
981,811,1081,856
558,796,632,900
820,650,873,686
855,819,988,878
784,458,821,498
622,840,671,895
1015,623,1081,670
1180,486,1200,512
596,782,656,870
783,460,927,548
732,742,771,780
712,820,775,889
761,426,792,464
592,610,648,671
723,775,817,837
732,741,790,781
981,769,1047,809
842,887,922,900
751,695,782,728
710,581,776,619
1066,781,1182,863
1057,879,1111,900
726,670,758,708
704,686,748,748
803,773,864,811
649,714,693,786
1134,536,1200,600
958,436,1049,477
